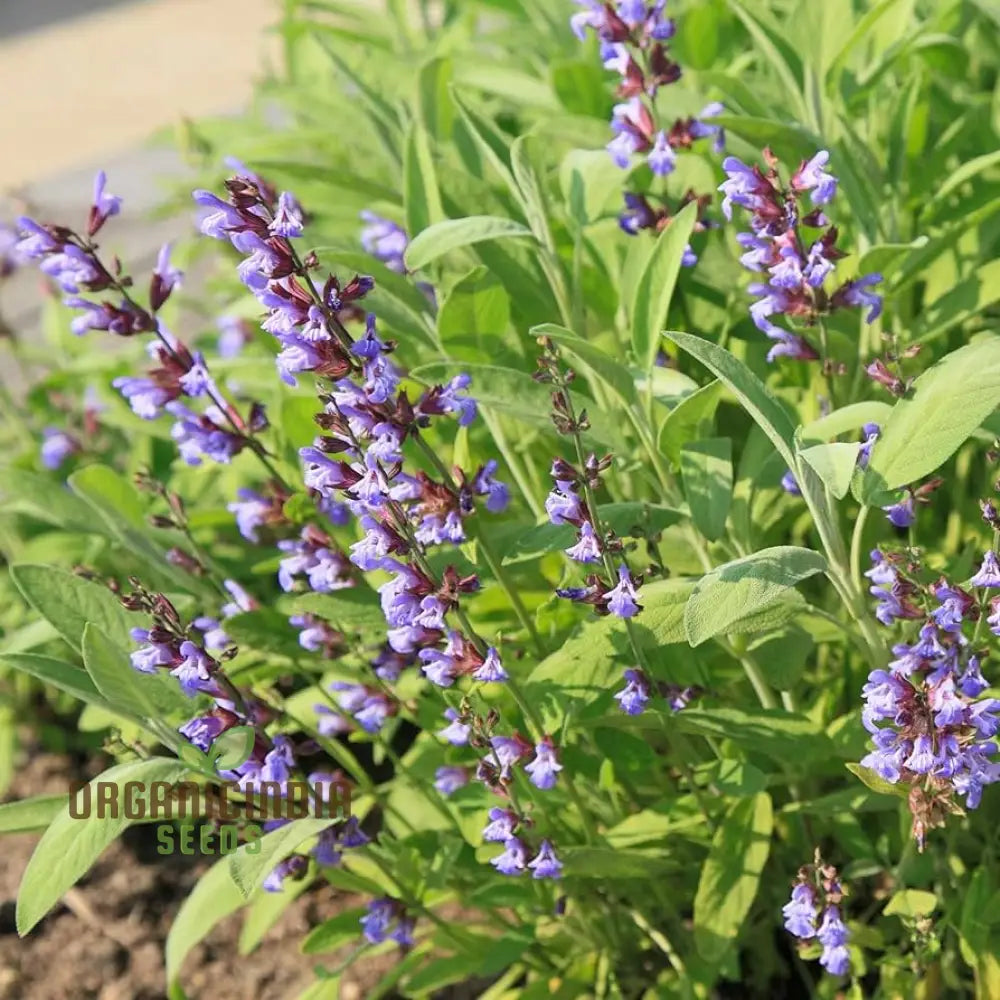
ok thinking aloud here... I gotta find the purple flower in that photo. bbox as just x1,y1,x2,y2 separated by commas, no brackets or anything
269,192,304,238
170,641,214,696
791,151,838,205
112,375,172,420
566,520,602,563
782,883,817,939
527,840,563,880
780,470,801,496
473,461,510,513
91,170,122,227
648,131,676,176
15,217,60,258
614,668,650,715
437,709,470,746
262,854,308,893
490,837,528,875
816,905,851,976
834,273,883,323
604,564,641,618
434,766,469,796
40,428,79,469
473,647,508,683
883,494,916,528
150,242,182,309
482,807,518,843
857,423,880,469
971,551,1000,589
361,898,396,943
227,488,271,542
129,627,175,674
168,402,244,465
360,211,409,272
40,245,101,293
179,712,229,752
546,486,582,525
524,738,562,790
217,315,252,358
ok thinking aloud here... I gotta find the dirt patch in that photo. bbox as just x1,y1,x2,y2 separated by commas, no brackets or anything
0,752,422,1000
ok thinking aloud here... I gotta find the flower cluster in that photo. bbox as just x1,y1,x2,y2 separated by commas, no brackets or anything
361,897,416,948
720,149,883,362
861,548,1000,845
570,2,722,257
783,857,852,976
614,668,700,715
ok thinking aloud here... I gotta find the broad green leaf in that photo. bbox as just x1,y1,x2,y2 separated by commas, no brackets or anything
10,563,136,652
166,854,248,988
559,149,624,225
403,119,444,238
510,135,551,246
857,237,929,280
83,622,190,719
503,503,685,565
631,201,698,372
927,149,1000,213
301,907,368,954
225,609,308,659
229,817,336,897
681,438,733,541
658,379,725,465
684,546,827,646
800,401,892,442
0,652,110,710
438,266,510,361
845,762,909,799
665,332,797,468
859,336,1000,500
560,846,677,879
797,441,859,499
959,870,994,967
532,323,636,406
0,467,100,532
417,55,454,141
281,589,386,634
0,794,67,834
551,59,612,118
674,706,830,761
693,793,773,961
748,627,814,691
884,889,938,918
239,874,314,955
404,216,534,270
17,757,191,934
450,89,515,188
826,0,912,86
68,464,146,528
912,260,1000,344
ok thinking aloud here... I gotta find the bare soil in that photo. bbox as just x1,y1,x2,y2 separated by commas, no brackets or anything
0,752,411,1000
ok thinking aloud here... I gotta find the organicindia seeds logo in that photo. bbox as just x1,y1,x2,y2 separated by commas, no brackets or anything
65,725,351,855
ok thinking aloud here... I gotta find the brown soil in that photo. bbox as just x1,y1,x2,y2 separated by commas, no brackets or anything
0,753,411,1000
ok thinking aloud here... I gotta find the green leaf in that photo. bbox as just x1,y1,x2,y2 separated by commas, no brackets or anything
884,889,938,918
0,466,100,532
684,547,827,646
281,589,386,634
83,622,190,719
403,119,444,238
658,379,725,465
926,148,1000,213
0,794,68,834
797,441,859,499
510,135,552,246
844,762,909,799
693,793,773,961
859,336,1000,500
10,563,136,652
665,333,797,468
228,818,336,897
912,260,1000,344
404,216,534,270
166,855,248,988
16,757,191,934
681,438,733,541
729,1,805,117
959,869,994,967
417,55,454,141
631,202,698,372
503,503,685,565
239,873,314,955
68,464,146,528
800,401,893,442
438,266,510,361
225,609,306,659
0,652,110,710
301,907,368,954
673,706,831,762
560,846,677,879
